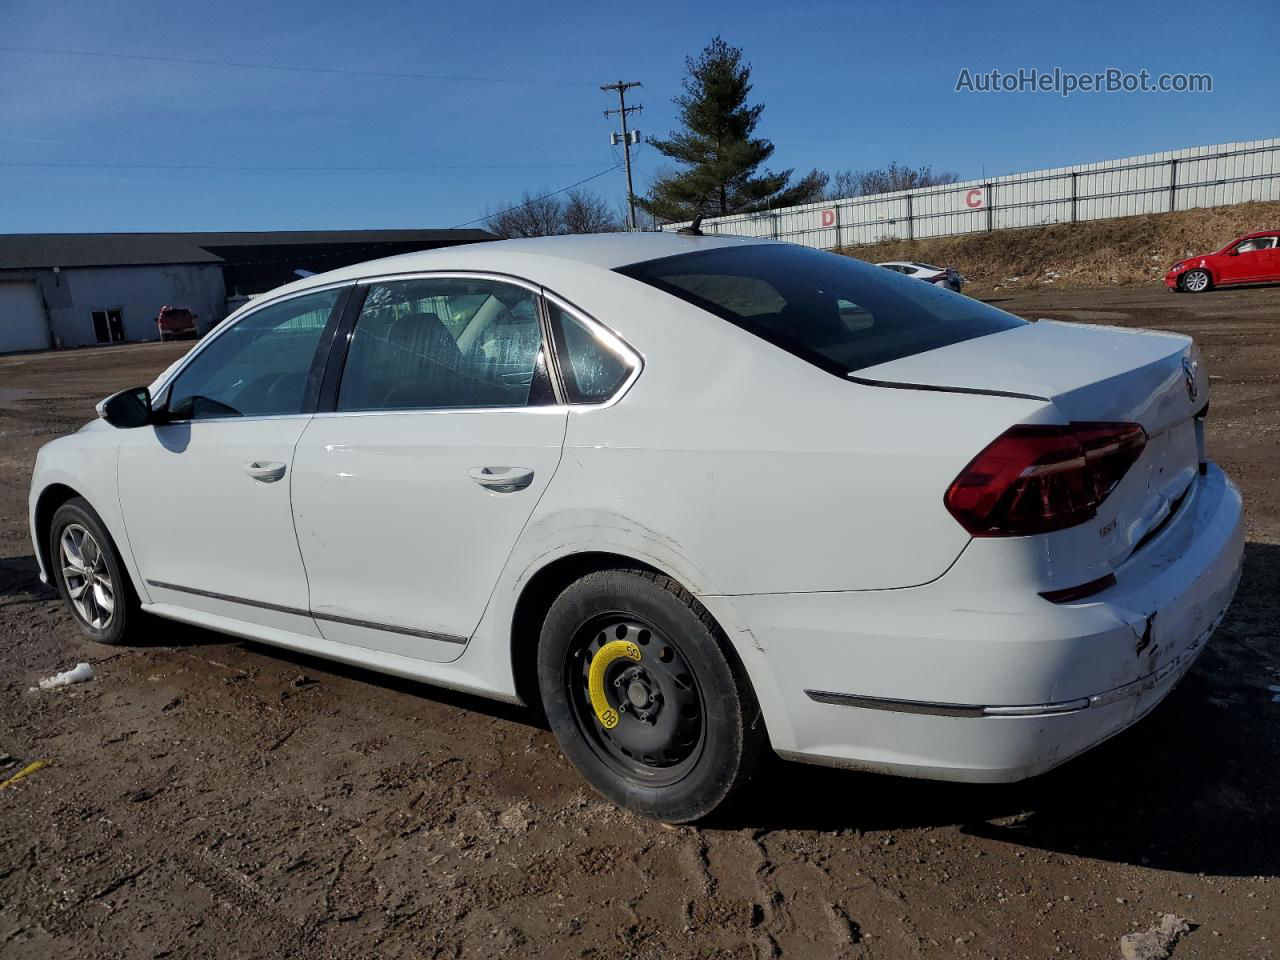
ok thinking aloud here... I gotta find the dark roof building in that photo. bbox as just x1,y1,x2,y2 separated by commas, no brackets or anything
0,228,493,352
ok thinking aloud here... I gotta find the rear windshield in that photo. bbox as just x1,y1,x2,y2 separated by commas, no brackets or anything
617,244,1022,375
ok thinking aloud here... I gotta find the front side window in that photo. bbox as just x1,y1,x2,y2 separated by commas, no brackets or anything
547,303,634,403
166,288,339,419
1235,236,1276,253
618,244,1024,375
337,278,550,411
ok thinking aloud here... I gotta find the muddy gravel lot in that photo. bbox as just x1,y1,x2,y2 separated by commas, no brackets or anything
2,285,1278,959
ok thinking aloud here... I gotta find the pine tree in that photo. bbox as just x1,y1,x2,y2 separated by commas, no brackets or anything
637,38,826,223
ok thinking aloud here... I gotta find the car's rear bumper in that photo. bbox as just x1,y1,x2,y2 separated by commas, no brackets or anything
706,464,1243,782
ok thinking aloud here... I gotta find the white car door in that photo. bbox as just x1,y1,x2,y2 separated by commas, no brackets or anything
289,276,568,662
117,287,347,636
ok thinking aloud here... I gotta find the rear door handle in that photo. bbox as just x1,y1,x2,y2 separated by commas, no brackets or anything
244,461,287,483
468,466,535,492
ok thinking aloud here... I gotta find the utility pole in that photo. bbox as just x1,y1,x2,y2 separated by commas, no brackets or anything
602,80,642,231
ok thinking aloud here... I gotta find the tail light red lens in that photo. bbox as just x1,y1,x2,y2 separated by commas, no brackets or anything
944,422,1147,536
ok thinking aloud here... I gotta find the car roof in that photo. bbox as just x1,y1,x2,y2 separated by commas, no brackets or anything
1237,230,1280,239
269,232,776,301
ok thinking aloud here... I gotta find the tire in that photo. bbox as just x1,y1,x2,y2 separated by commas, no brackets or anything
537,568,765,823
48,497,139,645
1182,269,1212,293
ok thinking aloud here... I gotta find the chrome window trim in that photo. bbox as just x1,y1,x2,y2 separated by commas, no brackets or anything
151,280,356,408
153,269,642,422
355,270,543,297
159,413,316,427
311,404,568,420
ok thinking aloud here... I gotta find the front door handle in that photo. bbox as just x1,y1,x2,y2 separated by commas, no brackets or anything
468,466,534,492
244,461,287,483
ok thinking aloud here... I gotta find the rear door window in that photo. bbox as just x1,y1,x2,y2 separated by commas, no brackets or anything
617,244,1024,375
336,278,552,411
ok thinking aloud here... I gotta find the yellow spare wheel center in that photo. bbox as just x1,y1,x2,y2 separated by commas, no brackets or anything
588,640,642,728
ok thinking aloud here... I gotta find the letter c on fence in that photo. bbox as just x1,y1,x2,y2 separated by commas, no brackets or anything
821,209,836,228
965,189,984,209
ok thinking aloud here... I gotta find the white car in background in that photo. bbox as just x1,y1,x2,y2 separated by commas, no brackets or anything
879,259,964,291
30,234,1242,823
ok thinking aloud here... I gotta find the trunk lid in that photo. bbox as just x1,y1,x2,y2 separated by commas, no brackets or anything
857,320,1207,564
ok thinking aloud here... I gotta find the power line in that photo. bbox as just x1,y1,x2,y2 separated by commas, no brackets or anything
0,160,610,172
0,45,599,87
451,165,621,228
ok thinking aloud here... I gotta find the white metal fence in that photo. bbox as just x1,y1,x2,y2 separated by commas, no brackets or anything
661,138,1280,249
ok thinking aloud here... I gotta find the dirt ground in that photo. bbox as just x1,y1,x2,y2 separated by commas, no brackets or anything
1,285,1278,960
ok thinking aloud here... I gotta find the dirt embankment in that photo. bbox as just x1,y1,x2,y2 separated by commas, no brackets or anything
838,200,1280,292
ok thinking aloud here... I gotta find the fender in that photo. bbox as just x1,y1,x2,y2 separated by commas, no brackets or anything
28,425,150,604
463,509,799,751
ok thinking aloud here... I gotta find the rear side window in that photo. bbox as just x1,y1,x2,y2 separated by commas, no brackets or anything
547,303,635,403
617,244,1023,375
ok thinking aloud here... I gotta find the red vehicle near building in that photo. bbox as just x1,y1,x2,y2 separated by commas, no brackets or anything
155,305,200,341
1165,230,1280,293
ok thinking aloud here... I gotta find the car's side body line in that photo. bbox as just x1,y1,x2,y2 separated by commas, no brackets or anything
144,602,520,702
145,579,469,644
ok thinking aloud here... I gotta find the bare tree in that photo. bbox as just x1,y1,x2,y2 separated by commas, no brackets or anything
824,163,959,200
484,192,564,239
561,189,621,234
484,189,621,238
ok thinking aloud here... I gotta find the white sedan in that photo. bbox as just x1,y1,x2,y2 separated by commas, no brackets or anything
30,233,1243,822
879,260,964,291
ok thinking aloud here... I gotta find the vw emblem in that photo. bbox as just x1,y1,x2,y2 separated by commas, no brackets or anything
1183,356,1199,402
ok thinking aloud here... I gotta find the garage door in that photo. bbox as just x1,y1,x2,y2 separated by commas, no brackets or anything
0,282,50,353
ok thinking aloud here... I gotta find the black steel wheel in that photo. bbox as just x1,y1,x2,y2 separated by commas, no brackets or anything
537,568,765,823
566,615,706,787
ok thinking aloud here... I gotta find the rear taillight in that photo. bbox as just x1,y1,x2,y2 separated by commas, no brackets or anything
944,422,1146,536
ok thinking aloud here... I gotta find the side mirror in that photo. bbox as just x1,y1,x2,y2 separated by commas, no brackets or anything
97,386,154,429
1227,248,1239,256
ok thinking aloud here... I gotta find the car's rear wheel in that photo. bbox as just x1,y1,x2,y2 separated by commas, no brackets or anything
49,498,138,645
1182,269,1212,293
537,569,765,823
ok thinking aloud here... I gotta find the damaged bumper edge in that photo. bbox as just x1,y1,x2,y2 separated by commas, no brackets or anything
804,608,1221,720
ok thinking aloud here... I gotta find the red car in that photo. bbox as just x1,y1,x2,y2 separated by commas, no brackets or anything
1165,230,1280,293
155,305,200,341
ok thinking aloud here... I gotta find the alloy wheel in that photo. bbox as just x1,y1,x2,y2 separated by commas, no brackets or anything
1183,270,1210,293
60,523,114,630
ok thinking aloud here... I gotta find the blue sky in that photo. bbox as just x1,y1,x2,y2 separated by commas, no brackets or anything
1,0,1275,233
